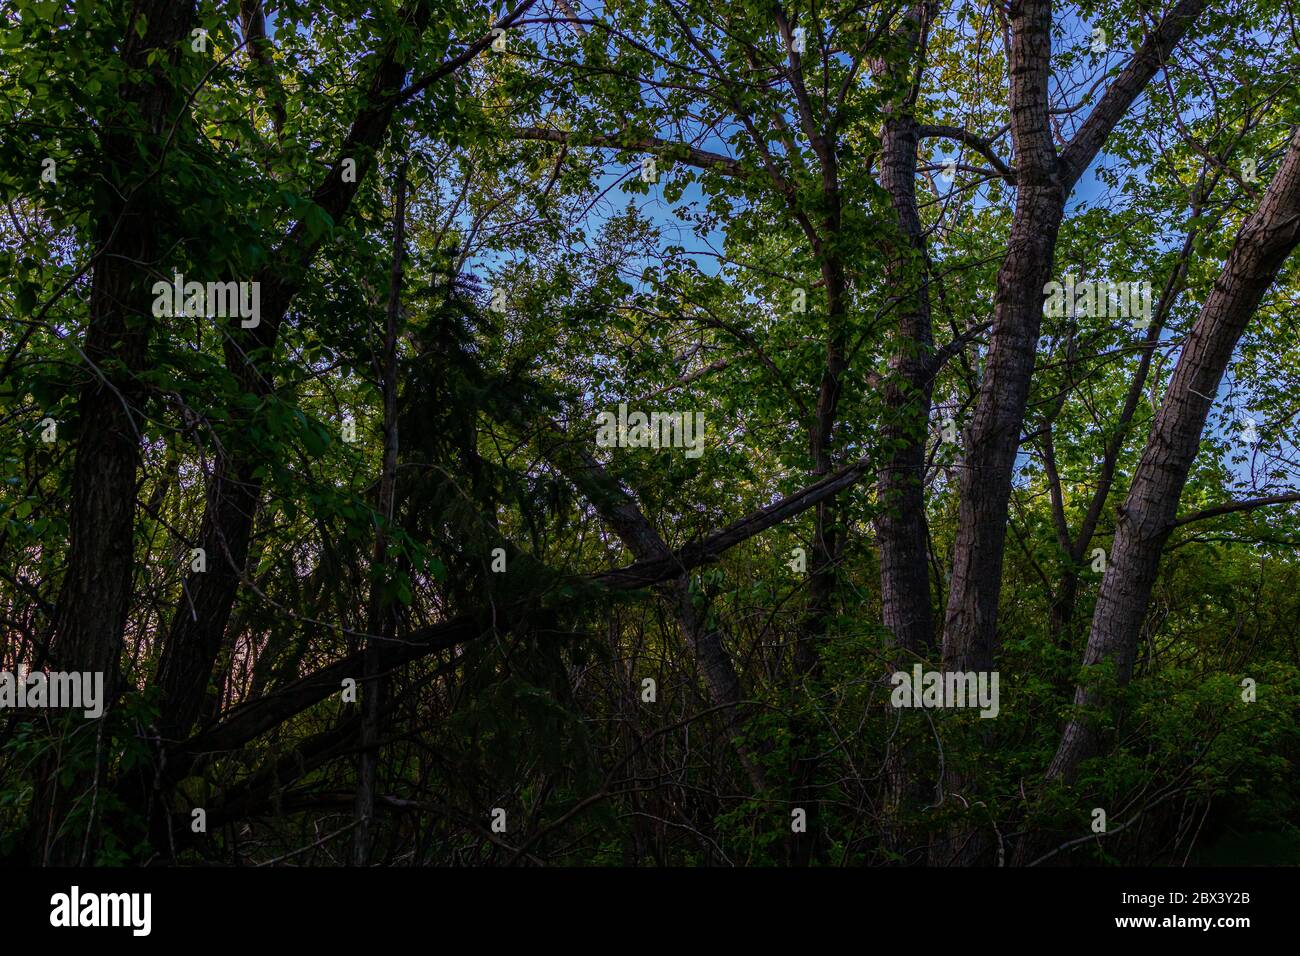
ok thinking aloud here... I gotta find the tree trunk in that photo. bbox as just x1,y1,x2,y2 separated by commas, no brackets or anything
353,157,407,866
48,0,194,684
1044,128,1300,791
525,415,770,794
35,0,196,866
871,3,940,859
875,119,937,658
153,6,432,744
940,0,1208,673
932,0,1205,865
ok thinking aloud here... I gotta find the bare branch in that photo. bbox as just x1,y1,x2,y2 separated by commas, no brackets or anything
509,126,746,178
1173,492,1300,527
916,124,1015,183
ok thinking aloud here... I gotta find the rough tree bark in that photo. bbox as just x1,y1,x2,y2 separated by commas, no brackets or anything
941,0,1208,672
939,0,1064,676
1043,127,1300,794
35,0,197,866
875,113,937,659
932,0,1207,865
869,1,940,860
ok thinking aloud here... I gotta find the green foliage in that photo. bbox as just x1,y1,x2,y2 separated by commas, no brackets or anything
1,0,1297,866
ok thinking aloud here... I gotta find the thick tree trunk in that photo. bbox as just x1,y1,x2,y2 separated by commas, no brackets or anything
931,0,1206,866
940,0,1208,673
876,114,941,861
48,0,194,682
863,4,939,861
933,170,1063,865
940,193,1063,670
876,115,937,658
35,0,196,866
1044,128,1300,790
938,0,1064,676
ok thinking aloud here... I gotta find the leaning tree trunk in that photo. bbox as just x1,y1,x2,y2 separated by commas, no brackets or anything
524,414,771,795
932,0,1207,866
1042,128,1300,795
153,4,434,746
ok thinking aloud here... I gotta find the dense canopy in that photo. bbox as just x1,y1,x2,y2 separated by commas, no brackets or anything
1,0,1299,867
